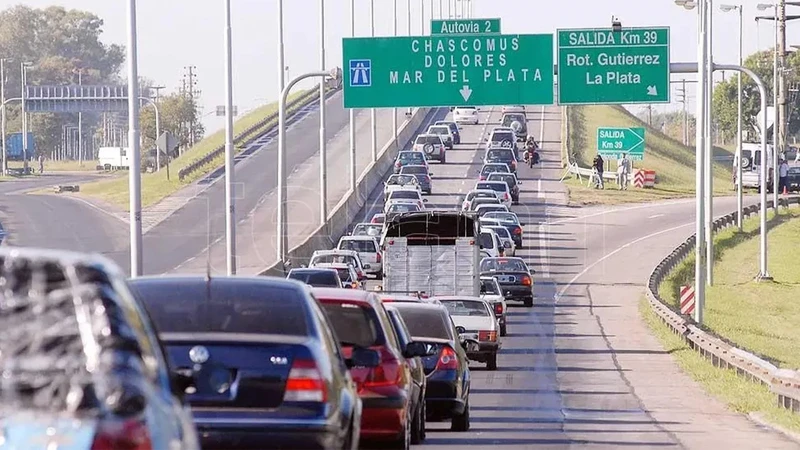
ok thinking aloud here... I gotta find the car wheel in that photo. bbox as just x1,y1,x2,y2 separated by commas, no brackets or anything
500,322,507,337
487,353,498,371
451,398,470,431
411,400,424,444
524,297,533,307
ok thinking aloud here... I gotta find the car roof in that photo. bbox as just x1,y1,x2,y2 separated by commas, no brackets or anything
399,150,424,154
316,262,354,269
482,256,525,262
434,296,486,302
488,172,517,178
390,301,449,313
401,164,428,169
312,287,377,304
340,235,378,241
477,180,508,186
313,249,358,256
290,267,337,273
354,222,379,226
130,275,308,292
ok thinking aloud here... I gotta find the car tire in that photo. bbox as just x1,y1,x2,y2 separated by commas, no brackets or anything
411,400,424,444
524,297,533,308
500,322,507,337
451,399,470,432
487,353,498,371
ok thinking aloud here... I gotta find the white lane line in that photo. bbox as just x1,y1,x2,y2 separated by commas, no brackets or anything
537,179,544,199
544,198,695,226
648,214,665,219
555,221,693,302
59,195,127,224
539,105,546,143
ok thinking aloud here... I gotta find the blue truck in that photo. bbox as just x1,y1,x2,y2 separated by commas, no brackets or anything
4,132,35,161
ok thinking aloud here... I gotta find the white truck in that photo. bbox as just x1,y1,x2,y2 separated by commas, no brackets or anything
380,210,480,296
736,143,774,191
98,147,130,170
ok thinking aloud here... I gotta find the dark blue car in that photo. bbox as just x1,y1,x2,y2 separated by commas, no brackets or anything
435,120,461,145
130,275,378,450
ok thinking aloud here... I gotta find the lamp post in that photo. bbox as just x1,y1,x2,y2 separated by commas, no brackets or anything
278,0,285,93
223,0,236,275
126,0,143,277
0,57,10,177
278,70,337,272
721,4,744,231
319,0,328,226
370,0,377,163
393,0,398,154
705,0,714,287
758,3,780,214
349,0,356,194
20,61,33,173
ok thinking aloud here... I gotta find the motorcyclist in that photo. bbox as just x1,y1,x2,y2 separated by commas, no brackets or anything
524,136,539,167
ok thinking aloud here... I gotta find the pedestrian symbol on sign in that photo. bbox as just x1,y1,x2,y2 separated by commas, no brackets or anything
349,59,372,87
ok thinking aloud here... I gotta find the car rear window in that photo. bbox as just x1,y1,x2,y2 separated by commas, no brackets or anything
480,232,494,249
502,115,526,126
480,258,527,272
320,302,381,347
481,279,499,294
399,152,423,161
489,227,511,238
487,150,514,160
391,190,419,200
288,270,340,287
401,166,427,175
429,127,448,134
488,174,516,186
133,281,309,335
313,254,358,267
393,306,452,340
389,204,420,213
482,165,507,174
340,239,376,253
477,182,506,192
491,132,514,142
442,300,490,317
416,135,440,145
484,212,519,223
388,175,415,185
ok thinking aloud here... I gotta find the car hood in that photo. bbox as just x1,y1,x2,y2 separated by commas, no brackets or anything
450,315,496,331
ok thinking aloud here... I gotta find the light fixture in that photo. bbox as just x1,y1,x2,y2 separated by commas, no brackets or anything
757,3,775,10
675,0,697,10
720,4,739,12
611,16,622,32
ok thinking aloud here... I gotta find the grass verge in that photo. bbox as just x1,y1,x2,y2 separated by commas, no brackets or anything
659,207,800,369
640,297,800,434
8,160,98,172
77,89,311,210
563,105,732,206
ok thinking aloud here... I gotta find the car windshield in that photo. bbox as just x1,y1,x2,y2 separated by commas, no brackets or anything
388,175,416,185
488,227,511,238
482,165,508,175
480,232,494,249
394,306,452,340
491,132,514,142
353,224,382,236
389,204,420,213
481,279,500,294
288,270,340,287
478,206,506,215
399,152,424,162
390,190,419,200
312,253,358,267
442,300,490,317
429,127,448,135
133,281,309,335
487,149,514,161
339,239,377,253
416,135,441,145
319,302,380,348
502,114,526,126
401,165,428,175
468,191,495,200
477,182,507,192
480,258,528,272
488,174,517,187
483,212,519,223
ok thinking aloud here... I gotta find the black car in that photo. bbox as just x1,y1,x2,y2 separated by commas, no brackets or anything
487,172,521,204
435,120,461,144
130,276,374,450
384,304,429,444
482,211,525,248
787,167,800,192
484,148,518,174
390,302,472,432
480,257,535,307
287,267,343,288
400,165,433,194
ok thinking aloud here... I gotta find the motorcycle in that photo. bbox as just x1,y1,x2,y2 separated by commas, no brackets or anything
523,140,539,167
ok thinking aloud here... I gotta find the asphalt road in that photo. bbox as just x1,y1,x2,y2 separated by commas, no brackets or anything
345,107,798,448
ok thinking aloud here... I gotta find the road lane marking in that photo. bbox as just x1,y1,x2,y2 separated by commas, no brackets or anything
555,221,693,302
648,214,665,219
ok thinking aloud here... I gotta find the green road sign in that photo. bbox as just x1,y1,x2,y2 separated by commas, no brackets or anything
597,127,646,160
431,18,501,35
342,34,554,108
557,27,670,105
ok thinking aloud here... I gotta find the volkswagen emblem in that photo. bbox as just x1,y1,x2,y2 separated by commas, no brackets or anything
189,346,210,364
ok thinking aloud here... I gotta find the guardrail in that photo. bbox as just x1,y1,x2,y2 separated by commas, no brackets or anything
178,85,339,181
646,196,800,414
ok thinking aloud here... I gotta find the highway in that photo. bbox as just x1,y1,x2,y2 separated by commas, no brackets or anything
349,107,796,448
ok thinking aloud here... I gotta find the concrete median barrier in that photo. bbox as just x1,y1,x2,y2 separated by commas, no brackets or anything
259,107,435,276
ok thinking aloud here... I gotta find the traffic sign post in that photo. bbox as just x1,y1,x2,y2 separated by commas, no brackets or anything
342,34,554,108
557,27,670,105
431,18,501,35
597,127,646,160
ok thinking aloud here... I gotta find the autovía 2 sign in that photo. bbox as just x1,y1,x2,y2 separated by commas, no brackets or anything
431,19,501,35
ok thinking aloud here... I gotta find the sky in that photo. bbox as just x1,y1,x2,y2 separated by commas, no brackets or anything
3,0,797,134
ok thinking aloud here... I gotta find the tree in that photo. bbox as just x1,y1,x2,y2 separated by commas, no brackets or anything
139,92,204,154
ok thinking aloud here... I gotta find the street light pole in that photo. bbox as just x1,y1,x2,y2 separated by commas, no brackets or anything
370,0,377,163
278,0,286,93
695,0,708,324
0,58,7,177
224,0,237,275
349,0,356,193
393,0,398,153
21,62,29,173
126,0,143,277
319,0,328,225
773,5,780,211
278,71,334,273
705,0,714,286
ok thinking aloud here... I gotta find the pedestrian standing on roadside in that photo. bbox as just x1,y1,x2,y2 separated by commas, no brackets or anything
617,153,630,190
779,158,790,194
38,154,44,174
592,153,604,189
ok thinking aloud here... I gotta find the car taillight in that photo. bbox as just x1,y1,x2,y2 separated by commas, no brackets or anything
435,346,458,371
376,252,382,263
479,331,497,342
511,161,517,168
425,175,431,182
480,176,486,180
522,275,532,286
364,357,402,388
504,193,509,200
91,419,153,450
284,358,327,402
513,227,522,235
494,303,503,315
395,161,401,167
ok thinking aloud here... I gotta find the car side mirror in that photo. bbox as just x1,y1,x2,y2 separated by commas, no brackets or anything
363,263,372,270
423,199,428,203
480,286,487,295
170,371,195,397
347,347,380,368
504,242,512,248
404,341,433,358
428,173,434,176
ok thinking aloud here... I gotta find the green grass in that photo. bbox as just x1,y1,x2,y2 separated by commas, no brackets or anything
78,89,311,210
563,105,732,206
659,207,800,370
8,160,99,172
640,297,800,434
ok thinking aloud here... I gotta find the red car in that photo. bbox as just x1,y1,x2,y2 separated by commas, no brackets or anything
314,288,430,449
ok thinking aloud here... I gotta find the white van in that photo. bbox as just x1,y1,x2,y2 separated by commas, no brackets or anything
479,227,503,258
98,147,130,170
337,235,382,277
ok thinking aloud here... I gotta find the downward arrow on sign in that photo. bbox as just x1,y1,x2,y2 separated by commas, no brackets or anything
459,85,473,102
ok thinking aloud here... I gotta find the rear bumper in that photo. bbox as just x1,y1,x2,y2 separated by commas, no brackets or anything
195,417,340,450
426,397,466,420
360,397,407,440
467,342,499,362
501,285,533,301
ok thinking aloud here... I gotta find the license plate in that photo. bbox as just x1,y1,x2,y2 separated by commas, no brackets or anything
462,332,478,340
498,275,516,283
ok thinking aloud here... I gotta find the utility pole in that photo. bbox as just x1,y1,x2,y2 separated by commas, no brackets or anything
182,65,199,147
778,0,787,178
677,79,689,146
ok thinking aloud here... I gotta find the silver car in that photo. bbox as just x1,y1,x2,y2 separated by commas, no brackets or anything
436,296,501,370
413,134,447,163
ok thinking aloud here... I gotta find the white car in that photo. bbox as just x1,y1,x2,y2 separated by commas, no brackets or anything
486,129,517,151
479,227,504,257
385,188,426,210
384,174,422,199
453,106,479,125
436,296,501,370
427,125,454,149
502,105,526,114
475,204,510,217
475,181,512,207
351,222,383,238
480,276,508,336
308,249,370,279
462,189,499,210
484,225,516,256
386,202,423,215
337,235,383,277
